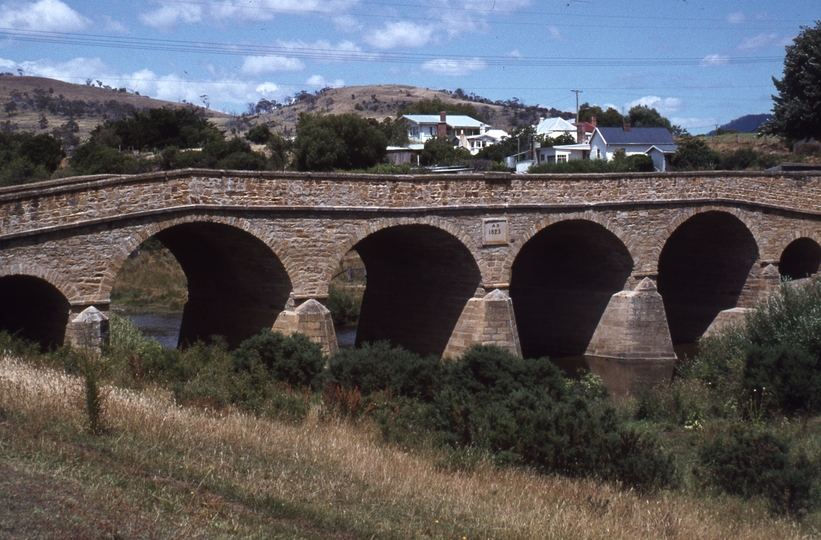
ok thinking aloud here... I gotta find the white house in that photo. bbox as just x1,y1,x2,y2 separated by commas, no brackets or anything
464,128,508,155
402,112,487,144
535,117,577,141
589,126,677,171
534,125,677,172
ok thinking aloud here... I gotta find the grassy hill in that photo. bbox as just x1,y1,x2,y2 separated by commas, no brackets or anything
0,77,568,144
0,76,229,147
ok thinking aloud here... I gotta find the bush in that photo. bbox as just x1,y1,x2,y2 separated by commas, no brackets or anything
323,341,440,398
375,344,675,490
698,427,818,516
682,281,821,418
326,284,362,326
231,329,325,389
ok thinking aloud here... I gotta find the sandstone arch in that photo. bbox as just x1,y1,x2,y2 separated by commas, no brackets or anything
510,219,634,359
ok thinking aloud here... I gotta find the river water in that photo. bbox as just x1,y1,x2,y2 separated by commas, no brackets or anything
125,312,359,350
125,314,680,398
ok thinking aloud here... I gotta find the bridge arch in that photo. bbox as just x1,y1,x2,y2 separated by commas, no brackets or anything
0,274,70,348
779,236,821,280
0,263,80,304
657,210,759,345
505,212,639,283
647,206,764,276
107,216,293,348
509,218,634,359
320,216,480,293
349,222,482,357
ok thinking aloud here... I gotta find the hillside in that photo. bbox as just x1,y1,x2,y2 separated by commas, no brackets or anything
0,76,229,148
250,84,572,137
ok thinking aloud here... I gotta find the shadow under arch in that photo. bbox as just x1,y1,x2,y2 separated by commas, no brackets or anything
353,224,481,357
0,275,70,348
510,219,634,359
149,221,292,348
657,210,758,345
779,237,821,280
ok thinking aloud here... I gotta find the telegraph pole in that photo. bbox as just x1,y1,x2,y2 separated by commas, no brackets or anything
571,89,583,123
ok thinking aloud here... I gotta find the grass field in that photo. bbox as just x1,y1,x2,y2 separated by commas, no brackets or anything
2,352,819,539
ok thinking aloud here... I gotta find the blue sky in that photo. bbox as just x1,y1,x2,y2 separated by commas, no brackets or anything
0,0,816,133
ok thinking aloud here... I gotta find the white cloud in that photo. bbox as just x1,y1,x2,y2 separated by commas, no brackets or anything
737,33,792,52
275,39,369,63
671,117,718,134
305,75,344,88
726,12,745,24
508,49,523,58
546,25,566,41
421,58,487,76
9,56,112,81
0,0,89,31
139,0,359,29
625,95,684,116
364,21,435,49
700,54,730,67
241,56,305,75
256,82,281,95
139,3,202,30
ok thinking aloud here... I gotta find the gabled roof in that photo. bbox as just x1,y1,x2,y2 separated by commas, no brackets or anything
594,127,675,145
401,114,484,129
573,121,597,133
536,117,575,134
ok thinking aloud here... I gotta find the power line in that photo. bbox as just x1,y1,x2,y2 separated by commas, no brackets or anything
0,28,783,68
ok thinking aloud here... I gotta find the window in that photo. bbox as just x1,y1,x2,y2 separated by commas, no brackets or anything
557,155,567,163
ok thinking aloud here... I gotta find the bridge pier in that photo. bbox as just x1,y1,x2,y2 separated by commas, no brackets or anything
443,287,522,358
272,297,339,356
585,278,677,361
64,305,109,359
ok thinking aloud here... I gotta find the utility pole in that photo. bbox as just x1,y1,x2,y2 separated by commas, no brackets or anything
571,89,583,123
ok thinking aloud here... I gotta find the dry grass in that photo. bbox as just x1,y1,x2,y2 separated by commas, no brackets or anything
1,354,817,539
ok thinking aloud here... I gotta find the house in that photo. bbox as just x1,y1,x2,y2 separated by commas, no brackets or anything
535,117,577,141
534,124,678,172
589,126,677,171
402,111,487,144
463,128,508,155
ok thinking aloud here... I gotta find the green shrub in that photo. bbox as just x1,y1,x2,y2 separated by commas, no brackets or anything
375,344,675,490
682,281,821,417
232,329,324,389
326,284,362,326
698,427,818,516
323,341,440,398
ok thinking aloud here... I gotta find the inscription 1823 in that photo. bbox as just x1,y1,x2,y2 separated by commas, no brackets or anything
482,218,509,245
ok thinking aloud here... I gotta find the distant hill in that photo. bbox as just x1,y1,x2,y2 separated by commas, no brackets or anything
0,76,228,150
708,114,772,135
0,77,572,148
234,84,572,137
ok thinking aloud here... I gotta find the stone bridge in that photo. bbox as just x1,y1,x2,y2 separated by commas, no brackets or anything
2,169,821,364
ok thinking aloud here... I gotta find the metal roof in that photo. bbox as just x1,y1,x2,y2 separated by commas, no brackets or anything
401,114,485,129
595,127,675,145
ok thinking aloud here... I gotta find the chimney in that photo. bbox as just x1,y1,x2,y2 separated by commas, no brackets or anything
437,111,447,139
623,122,631,132
590,114,597,127
576,123,585,143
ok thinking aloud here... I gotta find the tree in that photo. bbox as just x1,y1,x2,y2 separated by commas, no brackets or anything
670,134,720,170
419,137,470,166
579,103,624,127
761,21,821,142
628,105,672,130
293,113,387,171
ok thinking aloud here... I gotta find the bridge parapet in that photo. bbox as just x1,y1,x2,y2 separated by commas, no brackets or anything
1,170,821,239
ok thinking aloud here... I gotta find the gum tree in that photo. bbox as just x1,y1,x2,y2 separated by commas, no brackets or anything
761,21,821,142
